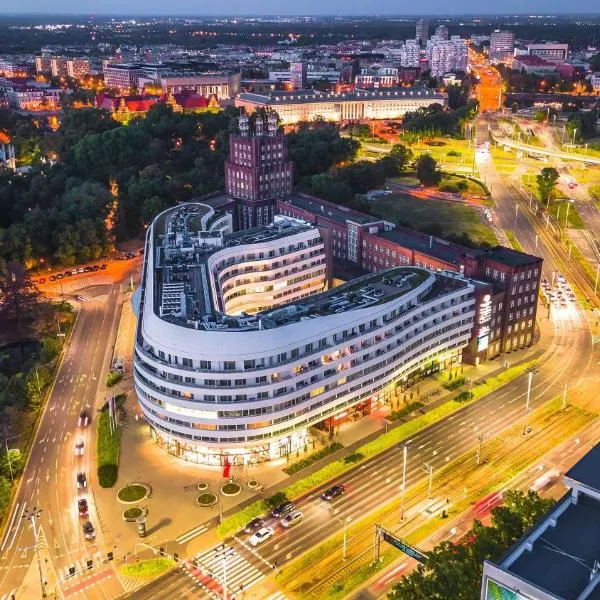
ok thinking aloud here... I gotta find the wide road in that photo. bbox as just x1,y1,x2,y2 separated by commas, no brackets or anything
0,285,127,600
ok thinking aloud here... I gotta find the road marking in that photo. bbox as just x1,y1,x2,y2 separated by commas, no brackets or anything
1,502,23,552
175,523,210,544
0,589,17,600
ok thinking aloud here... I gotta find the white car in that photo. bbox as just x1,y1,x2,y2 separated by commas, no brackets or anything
74,440,84,456
281,510,303,528
248,527,274,547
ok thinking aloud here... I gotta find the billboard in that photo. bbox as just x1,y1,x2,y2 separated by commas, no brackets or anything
485,579,532,600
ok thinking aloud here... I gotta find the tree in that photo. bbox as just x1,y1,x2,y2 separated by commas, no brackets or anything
536,167,559,204
387,144,414,173
388,490,554,600
0,262,42,324
415,154,442,187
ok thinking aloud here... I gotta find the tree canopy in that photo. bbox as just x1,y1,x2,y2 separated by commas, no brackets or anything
536,167,560,204
415,154,442,187
389,490,555,600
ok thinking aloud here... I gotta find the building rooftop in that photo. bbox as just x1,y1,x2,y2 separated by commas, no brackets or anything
282,194,383,226
564,443,600,495
238,86,446,105
482,246,542,267
508,492,600,600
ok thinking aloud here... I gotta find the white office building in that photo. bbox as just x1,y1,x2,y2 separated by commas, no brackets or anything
133,203,478,465
400,40,422,68
428,36,467,77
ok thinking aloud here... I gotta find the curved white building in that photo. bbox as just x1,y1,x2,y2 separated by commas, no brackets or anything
133,203,477,465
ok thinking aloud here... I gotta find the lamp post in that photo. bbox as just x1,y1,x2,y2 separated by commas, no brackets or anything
215,544,235,600
342,516,352,560
572,128,577,149
4,434,21,481
524,367,539,435
424,463,434,499
400,444,408,521
22,506,46,598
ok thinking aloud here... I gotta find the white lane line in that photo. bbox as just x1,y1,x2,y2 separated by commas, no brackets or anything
175,524,209,544
1,503,22,552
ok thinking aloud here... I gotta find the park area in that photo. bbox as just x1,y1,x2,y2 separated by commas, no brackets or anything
369,192,497,247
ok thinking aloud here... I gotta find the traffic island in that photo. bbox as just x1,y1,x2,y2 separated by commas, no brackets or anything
117,483,151,504
220,482,241,497
122,507,145,522
120,558,175,579
195,492,218,507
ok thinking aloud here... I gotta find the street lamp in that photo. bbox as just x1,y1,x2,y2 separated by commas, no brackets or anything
22,506,46,598
4,434,21,481
342,516,352,560
399,444,408,521
572,128,577,149
214,544,235,600
524,367,539,435
424,463,434,499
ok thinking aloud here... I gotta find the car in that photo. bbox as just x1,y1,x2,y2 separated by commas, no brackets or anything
76,473,87,489
77,498,89,517
49,275,56,282
74,440,84,456
281,510,303,528
84,266,93,272
321,484,345,501
63,271,71,277
92,265,99,271
55,273,64,280
244,517,264,534
248,527,274,547
271,502,294,519
78,409,89,427
78,267,85,273
71,269,78,275
82,520,95,540
100,264,107,270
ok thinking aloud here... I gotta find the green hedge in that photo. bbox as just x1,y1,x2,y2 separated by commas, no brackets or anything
389,401,424,421
443,376,466,391
284,443,344,475
106,371,123,387
217,360,536,538
96,396,126,488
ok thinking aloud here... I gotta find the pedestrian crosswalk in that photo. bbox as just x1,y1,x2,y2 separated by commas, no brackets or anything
57,552,104,582
0,589,16,600
176,522,210,545
264,593,288,600
188,543,266,596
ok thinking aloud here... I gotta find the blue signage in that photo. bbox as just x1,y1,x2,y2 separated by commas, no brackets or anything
381,531,428,564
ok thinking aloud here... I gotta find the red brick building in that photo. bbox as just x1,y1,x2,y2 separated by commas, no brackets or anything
225,113,293,229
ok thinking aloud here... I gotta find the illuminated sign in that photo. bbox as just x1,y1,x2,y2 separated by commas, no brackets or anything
485,579,531,600
479,294,492,324
380,530,428,564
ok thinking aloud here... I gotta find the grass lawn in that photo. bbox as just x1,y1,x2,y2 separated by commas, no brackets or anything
566,167,600,186
120,558,175,579
551,200,585,229
439,173,488,196
490,145,518,176
369,192,497,247
407,137,476,175
505,230,524,252
589,184,600,201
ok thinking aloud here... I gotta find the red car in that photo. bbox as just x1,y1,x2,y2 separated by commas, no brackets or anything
78,499,89,517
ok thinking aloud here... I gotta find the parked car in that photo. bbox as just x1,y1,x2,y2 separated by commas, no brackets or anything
244,517,264,534
77,498,89,517
84,266,93,272
82,520,95,540
49,275,56,282
71,269,78,275
271,502,294,519
63,271,71,277
100,264,107,270
92,265,99,271
321,484,345,501
76,473,87,489
74,440,84,456
248,527,274,547
281,510,303,528
78,267,85,273
55,273,64,280
78,410,89,427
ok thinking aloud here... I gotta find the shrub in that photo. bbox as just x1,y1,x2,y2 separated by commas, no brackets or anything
389,401,424,421
456,391,474,402
96,398,123,488
343,451,365,465
120,558,175,579
283,442,343,475
443,376,466,391
106,371,123,387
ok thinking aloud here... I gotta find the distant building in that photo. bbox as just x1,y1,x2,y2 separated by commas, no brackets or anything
236,87,446,125
490,30,515,63
289,61,307,89
66,58,90,79
0,131,16,170
435,25,449,41
224,113,293,229
399,40,422,68
103,63,145,92
471,34,490,46
415,19,429,46
591,73,600,92
156,72,241,100
481,443,600,600
35,55,52,75
355,65,399,88
427,36,467,77
527,43,569,63
50,57,68,78
0,60,28,78
512,55,557,75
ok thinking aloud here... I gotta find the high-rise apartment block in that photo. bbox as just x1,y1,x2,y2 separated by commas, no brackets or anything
399,40,421,68
289,61,307,89
50,56,68,78
415,19,429,46
435,25,449,40
35,54,52,75
224,114,293,230
490,30,515,63
427,36,467,77
66,58,90,79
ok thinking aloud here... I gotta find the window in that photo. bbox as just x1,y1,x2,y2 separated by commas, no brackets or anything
182,357,193,367
200,360,211,370
223,361,236,371
244,359,255,370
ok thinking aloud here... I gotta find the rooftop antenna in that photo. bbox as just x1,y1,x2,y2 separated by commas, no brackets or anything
239,114,249,137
